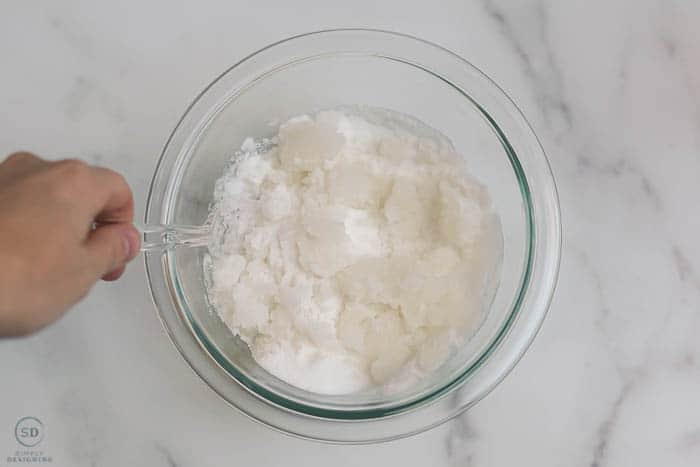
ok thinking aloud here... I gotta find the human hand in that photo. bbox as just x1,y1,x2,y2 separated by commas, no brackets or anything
0,152,140,337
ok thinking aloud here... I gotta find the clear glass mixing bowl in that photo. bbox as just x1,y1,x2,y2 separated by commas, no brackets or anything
145,29,561,443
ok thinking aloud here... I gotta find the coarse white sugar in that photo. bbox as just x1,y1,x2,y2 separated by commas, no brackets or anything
205,108,502,395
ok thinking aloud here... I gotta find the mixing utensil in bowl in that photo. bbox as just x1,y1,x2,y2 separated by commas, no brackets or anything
96,222,210,250
138,224,210,251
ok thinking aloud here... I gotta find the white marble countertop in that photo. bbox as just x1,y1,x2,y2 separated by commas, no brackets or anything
2,1,699,465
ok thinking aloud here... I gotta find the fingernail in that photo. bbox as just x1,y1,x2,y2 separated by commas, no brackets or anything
123,227,141,260
121,235,131,261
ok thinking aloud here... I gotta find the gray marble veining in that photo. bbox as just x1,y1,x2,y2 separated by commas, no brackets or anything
1,0,699,466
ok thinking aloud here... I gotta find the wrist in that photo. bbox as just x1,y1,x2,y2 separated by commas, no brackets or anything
0,245,28,336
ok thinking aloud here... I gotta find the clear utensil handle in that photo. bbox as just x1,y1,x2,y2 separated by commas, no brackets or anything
137,223,210,251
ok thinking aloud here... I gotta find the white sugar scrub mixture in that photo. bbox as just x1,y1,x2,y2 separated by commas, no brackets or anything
204,108,502,395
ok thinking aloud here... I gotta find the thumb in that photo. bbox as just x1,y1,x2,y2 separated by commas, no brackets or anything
84,223,141,278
